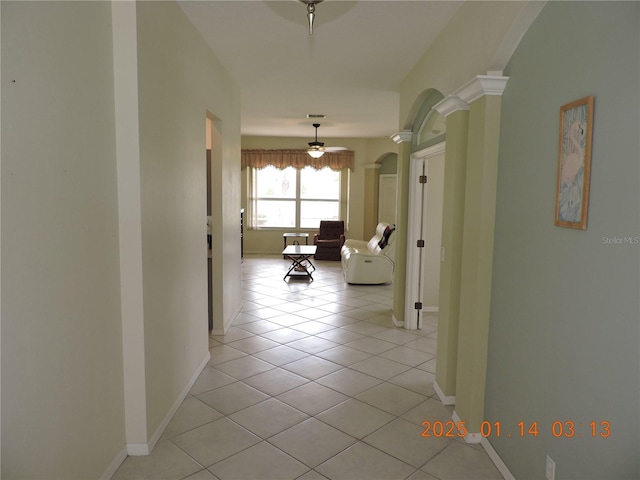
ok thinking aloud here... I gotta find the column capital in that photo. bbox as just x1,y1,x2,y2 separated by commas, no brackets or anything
455,75,509,104
390,131,413,144
434,95,469,117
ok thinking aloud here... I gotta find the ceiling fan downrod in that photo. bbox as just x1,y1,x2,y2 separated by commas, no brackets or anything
299,0,324,35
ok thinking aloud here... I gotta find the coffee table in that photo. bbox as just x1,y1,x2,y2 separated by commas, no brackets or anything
282,232,309,258
282,245,317,281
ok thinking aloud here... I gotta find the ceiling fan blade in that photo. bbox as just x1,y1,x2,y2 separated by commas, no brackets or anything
323,146,348,152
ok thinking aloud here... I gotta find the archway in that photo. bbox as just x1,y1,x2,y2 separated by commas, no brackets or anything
403,90,446,330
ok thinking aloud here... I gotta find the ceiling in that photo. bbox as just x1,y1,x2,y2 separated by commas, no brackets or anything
178,1,463,140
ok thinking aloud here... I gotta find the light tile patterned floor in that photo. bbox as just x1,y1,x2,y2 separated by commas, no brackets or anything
113,255,503,480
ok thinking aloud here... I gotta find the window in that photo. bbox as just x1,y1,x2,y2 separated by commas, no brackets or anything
250,166,342,229
418,110,446,145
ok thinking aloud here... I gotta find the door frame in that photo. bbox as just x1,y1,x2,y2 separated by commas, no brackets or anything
404,142,446,330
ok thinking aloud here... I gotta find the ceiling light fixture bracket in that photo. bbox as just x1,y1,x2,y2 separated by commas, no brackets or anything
299,0,324,35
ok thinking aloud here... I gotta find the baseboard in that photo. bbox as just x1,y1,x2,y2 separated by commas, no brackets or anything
448,409,516,479
452,410,482,444
100,446,128,480
392,314,404,328
126,351,211,456
423,306,439,313
481,437,516,480
433,380,456,405
211,302,242,335
147,351,211,450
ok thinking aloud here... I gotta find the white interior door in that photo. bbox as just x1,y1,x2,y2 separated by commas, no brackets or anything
404,143,445,330
378,174,397,225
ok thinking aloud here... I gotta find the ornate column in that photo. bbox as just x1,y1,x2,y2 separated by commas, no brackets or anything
432,95,470,404
390,131,413,327
452,75,509,441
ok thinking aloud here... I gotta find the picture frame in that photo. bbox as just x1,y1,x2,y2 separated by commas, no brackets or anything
555,95,594,230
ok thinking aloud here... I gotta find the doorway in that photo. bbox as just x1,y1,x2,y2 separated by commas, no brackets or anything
404,142,445,330
378,174,397,225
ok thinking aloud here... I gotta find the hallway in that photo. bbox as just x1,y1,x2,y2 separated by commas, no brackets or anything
113,256,501,480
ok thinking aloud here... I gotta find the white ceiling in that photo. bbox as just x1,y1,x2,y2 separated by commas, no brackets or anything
178,0,463,140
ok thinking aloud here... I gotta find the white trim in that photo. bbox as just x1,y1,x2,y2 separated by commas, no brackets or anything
411,141,446,161
112,0,149,449
449,410,517,479
433,380,456,405
404,142,446,331
392,314,404,328
212,300,243,335
433,95,469,117
390,131,413,144
423,306,439,313
222,301,243,335
126,351,211,456
455,75,509,104
404,154,427,330
100,446,128,480
481,437,517,480
452,410,482,444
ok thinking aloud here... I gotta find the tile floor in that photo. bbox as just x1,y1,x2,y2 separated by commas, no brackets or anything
113,255,503,480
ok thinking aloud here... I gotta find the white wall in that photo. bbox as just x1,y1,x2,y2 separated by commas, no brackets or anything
1,2,125,477
1,1,243,477
135,0,242,436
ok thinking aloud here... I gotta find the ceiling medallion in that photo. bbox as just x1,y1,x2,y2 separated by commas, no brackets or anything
299,0,324,35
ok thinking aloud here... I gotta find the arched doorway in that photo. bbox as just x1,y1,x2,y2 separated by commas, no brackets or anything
403,90,446,330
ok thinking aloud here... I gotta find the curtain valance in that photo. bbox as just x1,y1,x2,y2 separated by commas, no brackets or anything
241,149,354,171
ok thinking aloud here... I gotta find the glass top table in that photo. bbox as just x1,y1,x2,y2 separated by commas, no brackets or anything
282,245,317,281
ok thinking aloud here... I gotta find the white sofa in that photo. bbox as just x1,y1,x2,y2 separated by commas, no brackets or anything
340,222,396,284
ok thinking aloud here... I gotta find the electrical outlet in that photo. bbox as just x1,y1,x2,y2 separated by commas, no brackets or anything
545,455,555,480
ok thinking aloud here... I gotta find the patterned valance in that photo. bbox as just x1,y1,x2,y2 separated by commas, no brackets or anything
241,149,354,171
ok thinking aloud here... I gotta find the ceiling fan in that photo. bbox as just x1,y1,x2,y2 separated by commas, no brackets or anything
306,123,348,158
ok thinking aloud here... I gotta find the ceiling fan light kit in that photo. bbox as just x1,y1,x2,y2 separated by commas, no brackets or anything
306,123,347,158
307,148,325,159
299,0,324,35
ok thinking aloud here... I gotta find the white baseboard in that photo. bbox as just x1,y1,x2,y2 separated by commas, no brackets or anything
433,380,456,405
392,314,404,328
481,437,516,480
423,306,439,313
100,446,128,480
211,302,242,335
125,351,211,456
147,351,211,450
452,410,482,444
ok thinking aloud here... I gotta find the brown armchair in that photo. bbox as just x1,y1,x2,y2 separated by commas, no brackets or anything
313,220,345,261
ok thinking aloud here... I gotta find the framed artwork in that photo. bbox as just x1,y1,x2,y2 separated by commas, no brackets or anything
555,95,594,230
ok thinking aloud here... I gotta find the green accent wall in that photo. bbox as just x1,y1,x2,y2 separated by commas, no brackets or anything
486,2,639,478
